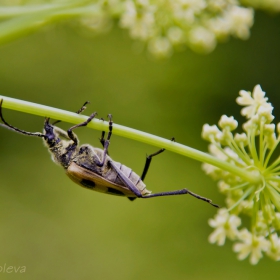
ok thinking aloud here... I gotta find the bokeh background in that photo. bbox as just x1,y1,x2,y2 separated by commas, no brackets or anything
0,10,280,280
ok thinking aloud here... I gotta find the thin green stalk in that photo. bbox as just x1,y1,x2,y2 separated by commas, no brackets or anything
0,2,98,45
0,95,262,184
0,3,72,18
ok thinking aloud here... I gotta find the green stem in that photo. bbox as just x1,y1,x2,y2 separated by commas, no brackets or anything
0,95,261,184
0,3,73,18
227,186,255,212
0,2,98,45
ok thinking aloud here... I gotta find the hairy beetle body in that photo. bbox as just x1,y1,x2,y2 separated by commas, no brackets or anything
71,146,149,197
66,161,149,198
43,125,150,199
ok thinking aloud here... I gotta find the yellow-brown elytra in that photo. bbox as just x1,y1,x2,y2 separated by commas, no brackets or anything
0,99,218,207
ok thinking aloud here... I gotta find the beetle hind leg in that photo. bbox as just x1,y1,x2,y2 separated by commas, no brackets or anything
142,189,219,208
109,159,218,207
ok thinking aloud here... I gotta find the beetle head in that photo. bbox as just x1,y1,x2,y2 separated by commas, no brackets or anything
43,118,59,147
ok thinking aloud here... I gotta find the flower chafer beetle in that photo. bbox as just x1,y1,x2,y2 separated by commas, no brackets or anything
0,99,218,207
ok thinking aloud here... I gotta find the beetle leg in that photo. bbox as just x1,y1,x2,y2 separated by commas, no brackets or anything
53,101,90,125
0,99,46,138
76,101,90,115
96,114,113,167
99,118,106,148
100,131,106,148
67,112,97,145
142,189,219,208
141,137,175,181
109,160,218,207
98,118,111,155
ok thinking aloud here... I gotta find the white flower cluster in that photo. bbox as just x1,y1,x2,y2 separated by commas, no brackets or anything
202,85,280,264
79,0,254,58
3,0,280,58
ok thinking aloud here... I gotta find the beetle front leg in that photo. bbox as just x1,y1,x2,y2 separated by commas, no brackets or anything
67,112,97,145
53,101,90,125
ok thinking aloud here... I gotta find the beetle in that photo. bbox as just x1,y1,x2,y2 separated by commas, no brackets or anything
0,99,218,207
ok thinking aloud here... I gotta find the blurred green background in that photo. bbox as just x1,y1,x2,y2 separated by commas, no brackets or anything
0,10,280,280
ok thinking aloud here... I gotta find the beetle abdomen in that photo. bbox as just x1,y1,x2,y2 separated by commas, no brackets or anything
109,161,147,193
66,162,135,197
72,145,151,196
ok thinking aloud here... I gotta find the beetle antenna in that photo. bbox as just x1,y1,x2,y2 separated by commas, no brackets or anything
187,189,219,208
0,99,46,138
52,101,90,125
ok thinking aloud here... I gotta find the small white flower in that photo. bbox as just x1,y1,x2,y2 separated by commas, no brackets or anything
172,0,206,24
236,85,269,118
208,209,241,245
264,131,277,149
167,27,184,45
264,124,275,135
218,115,238,131
234,133,248,147
227,6,254,39
207,0,228,12
202,162,223,180
188,27,217,53
201,124,222,142
255,211,269,236
266,233,280,261
233,229,269,265
242,119,255,132
240,200,253,214
208,17,231,40
224,147,239,160
257,105,274,124
120,0,156,40
208,144,227,160
218,181,230,193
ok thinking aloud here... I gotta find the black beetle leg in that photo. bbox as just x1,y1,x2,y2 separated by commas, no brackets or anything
96,114,113,167
141,189,219,208
99,118,106,148
109,159,219,208
67,112,97,145
141,137,175,181
53,101,90,125
0,99,46,138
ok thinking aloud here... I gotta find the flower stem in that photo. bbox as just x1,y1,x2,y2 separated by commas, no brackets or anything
0,95,262,184
0,1,98,45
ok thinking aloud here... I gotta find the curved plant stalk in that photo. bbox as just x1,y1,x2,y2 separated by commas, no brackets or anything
0,1,98,44
0,95,261,184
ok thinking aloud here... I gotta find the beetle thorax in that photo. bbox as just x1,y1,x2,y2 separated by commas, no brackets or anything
43,124,79,169
47,140,78,168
